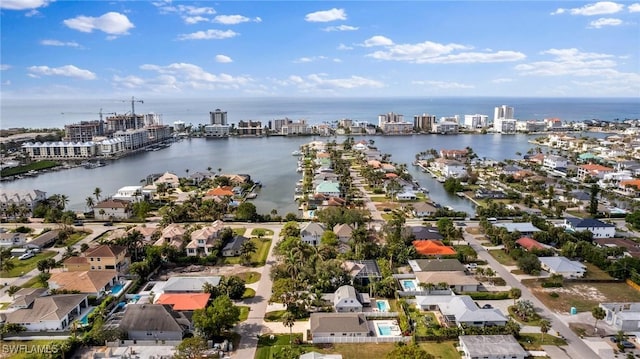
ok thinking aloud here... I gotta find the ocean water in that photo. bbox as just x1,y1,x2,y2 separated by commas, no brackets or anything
1,97,638,129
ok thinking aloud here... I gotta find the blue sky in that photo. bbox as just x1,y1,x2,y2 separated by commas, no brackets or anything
1,1,639,98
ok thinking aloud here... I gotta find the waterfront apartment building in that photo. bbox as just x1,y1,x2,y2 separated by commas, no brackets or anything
146,124,173,143
281,120,312,135
105,114,145,133
378,112,403,127
463,114,488,129
203,124,230,138
434,121,459,134
97,138,126,157
272,118,292,133
210,109,228,125
494,105,514,121
22,141,98,159
414,113,437,132
0,189,47,215
64,120,105,142
237,120,263,136
113,128,149,150
494,118,517,133
517,120,546,132
378,112,413,134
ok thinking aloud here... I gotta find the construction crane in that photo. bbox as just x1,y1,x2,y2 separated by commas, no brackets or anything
60,108,117,122
122,96,144,118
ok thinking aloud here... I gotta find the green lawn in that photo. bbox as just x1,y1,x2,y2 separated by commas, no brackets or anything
0,340,67,359
251,238,271,266
0,250,57,277
243,288,256,299
264,310,287,322
20,276,47,289
252,228,274,236
518,333,567,350
239,306,250,321
489,249,517,266
233,227,247,236
0,302,10,309
370,196,388,202
56,231,88,247
583,262,613,280
236,271,261,284
418,341,460,359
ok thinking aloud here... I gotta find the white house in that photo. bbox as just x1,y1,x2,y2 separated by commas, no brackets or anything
93,199,131,220
309,313,370,342
600,302,640,331
564,218,616,238
416,295,508,327
396,190,417,201
112,185,145,202
301,222,325,246
0,189,47,215
0,232,27,248
442,160,466,178
330,285,368,313
459,335,527,359
539,256,586,278
543,155,568,169
4,294,89,331
412,202,438,218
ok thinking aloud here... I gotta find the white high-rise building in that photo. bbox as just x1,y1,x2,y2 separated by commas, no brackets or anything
209,109,227,125
494,105,514,121
464,114,489,129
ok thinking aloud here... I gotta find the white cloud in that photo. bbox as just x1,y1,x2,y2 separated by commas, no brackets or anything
214,15,253,25
589,17,623,28
492,78,513,83
551,8,566,15
41,39,80,47
63,12,134,35
293,56,328,63
215,55,233,63
323,24,359,32
153,2,217,24
412,80,474,89
364,37,525,64
177,29,238,40
305,8,347,22
630,3,640,12
569,1,625,15
515,48,618,77
337,43,353,50
138,62,252,91
285,73,383,92
28,65,96,80
0,64,11,70
0,0,51,10
184,16,208,24
362,35,394,47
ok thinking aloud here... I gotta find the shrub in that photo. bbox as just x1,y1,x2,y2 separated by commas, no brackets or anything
549,292,560,298
542,282,563,288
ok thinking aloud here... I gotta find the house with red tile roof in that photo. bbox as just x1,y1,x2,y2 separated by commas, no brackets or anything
620,179,640,196
206,186,235,197
155,293,210,311
577,164,613,181
515,237,550,252
413,240,457,256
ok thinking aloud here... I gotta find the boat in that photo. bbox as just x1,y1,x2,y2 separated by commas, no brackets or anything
291,150,302,156
246,192,257,199
297,167,303,173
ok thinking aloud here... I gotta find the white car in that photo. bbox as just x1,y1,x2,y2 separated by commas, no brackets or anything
18,251,35,260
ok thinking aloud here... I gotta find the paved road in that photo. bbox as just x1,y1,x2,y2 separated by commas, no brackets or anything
463,227,600,359
233,224,281,359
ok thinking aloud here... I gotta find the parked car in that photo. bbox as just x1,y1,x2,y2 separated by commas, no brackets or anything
482,304,493,309
18,251,35,260
103,222,113,226
621,340,636,349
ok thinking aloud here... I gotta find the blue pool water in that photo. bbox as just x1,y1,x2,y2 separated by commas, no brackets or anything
402,280,416,291
111,283,124,295
377,325,392,336
79,308,95,325
376,301,390,312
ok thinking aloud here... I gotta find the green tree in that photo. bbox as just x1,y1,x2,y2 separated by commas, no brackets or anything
282,311,296,344
174,336,208,359
1,257,15,273
236,202,258,221
592,306,606,332
85,196,95,212
6,285,21,297
539,319,551,344
589,184,600,217
240,239,258,265
517,253,541,275
510,287,522,305
93,187,102,202
0,323,26,339
385,342,433,359
192,295,240,338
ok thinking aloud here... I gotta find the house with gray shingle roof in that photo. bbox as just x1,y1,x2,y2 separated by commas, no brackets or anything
459,335,527,359
539,256,586,278
301,222,325,246
310,313,370,342
4,294,88,331
416,295,507,327
110,304,191,340
222,235,248,257
162,276,221,293
564,218,616,238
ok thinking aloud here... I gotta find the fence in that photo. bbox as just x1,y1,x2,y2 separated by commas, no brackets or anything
106,340,182,347
364,311,399,319
312,336,411,344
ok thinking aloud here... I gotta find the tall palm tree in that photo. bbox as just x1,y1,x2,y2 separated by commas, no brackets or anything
539,319,551,344
93,187,102,202
282,311,296,345
85,197,95,212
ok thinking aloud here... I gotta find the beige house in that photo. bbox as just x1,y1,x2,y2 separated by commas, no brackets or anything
154,171,180,188
63,245,129,274
186,220,225,257
49,271,118,298
93,199,131,220
154,223,186,249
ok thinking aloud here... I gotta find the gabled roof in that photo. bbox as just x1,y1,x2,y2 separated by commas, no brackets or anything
118,304,188,333
515,237,548,251
50,271,117,293
341,260,381,278
333,223,353,238
412,240,456,256
85,245,127,258
162,276,221,292
94,199,129,209
411,226,444,240
155,293,210,311
28,230,59,248
412,202,438,213
566,218,615,228
333,285,359,307
494,222,541,233
310,313,368,333
301,222,325,236
223,235,248,252
5,294,87,324
206,187,234,197
10,288,47,308
539,256,586,273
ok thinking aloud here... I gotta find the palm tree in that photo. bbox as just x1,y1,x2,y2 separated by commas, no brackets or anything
93,187,102,202
282,311,296,345
592,307,606,333
539,319,551,344
240,240,258,265
1,258,15,273
6,285,20,298
510,288,522,305
85,197,95,212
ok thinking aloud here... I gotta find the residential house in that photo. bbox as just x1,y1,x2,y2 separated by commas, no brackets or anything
127,225,158,244
49,270,118,298
154,171,180,188
395,190,417,201
408,259,467,272
412,240,456,257
564,218,616,238
309,313,370,342
415,271,480,292
494,222,541,236
411,202,438,218
0,232,27,248
161,276,221,293
300,352,342,359
600,303,640,331
206,186,235,198
154,223,186,249
333,224,353,243
111,304,190,340
620,179,640,196
539,256,586,278
93,199,131,221
112,186,145,202
0,189,47,215
409,225,444,241
186,220,225,257
63,245,129,274
222,235,248,257
440,149,468,160
459,335,527,359
301,222,325,246
27,230,59,249
415,295,508,327
436,159,466,178
475,189,507,199
323,285,370,313
341,260,382,285
594,238,640,258
154,293,210,311
515,237,550,252
9,288,47,309
543,155,568,169
315,181,341,198
577,164,614,181
4,294,89,331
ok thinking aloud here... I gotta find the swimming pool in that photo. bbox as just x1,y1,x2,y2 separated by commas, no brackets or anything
376,300,390,312
79,308,95,326
111,283,124,295
373,320,402,337
401,280,418,291
377,324,392,336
